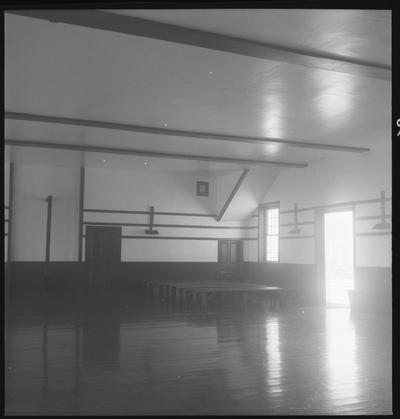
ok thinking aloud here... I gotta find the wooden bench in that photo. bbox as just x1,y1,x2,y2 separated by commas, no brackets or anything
144,279,288,310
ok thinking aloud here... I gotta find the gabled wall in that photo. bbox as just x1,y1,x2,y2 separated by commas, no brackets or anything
83,167,245,262
217,167,279,221
245,147,391,308
84,167,218,216
261,147,391,267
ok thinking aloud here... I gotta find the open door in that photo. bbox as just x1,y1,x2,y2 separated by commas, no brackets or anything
324,210,354,307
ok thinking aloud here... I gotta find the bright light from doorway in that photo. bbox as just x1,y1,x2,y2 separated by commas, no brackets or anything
324,211,354,307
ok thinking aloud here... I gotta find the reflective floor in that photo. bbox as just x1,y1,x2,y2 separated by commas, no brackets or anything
5,291,392,415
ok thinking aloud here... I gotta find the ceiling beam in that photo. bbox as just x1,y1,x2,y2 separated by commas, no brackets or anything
5,112,370,153
216,168,249,221
6,10,390,80
4,139,308,168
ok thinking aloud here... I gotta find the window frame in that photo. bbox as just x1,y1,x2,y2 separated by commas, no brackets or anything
261,202,280,263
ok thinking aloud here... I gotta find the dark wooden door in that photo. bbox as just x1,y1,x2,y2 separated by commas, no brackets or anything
85,226,121,289
218,240,243,281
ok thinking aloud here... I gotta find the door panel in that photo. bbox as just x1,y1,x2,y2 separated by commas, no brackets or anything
85,226,122,289
85,226,121,263
230,242,238,264
220,242,229,264
218,240,242,281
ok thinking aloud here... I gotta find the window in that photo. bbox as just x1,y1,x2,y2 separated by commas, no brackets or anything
196,181,209,196
265,206,279,262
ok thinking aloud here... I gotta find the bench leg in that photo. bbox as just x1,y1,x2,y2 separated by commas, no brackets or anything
241,292,248,310
200,292,207,311
171,286,178,302
271,295,277,310
182,290,189,307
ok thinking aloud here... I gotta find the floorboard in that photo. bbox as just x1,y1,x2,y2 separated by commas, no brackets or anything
4,291,392,415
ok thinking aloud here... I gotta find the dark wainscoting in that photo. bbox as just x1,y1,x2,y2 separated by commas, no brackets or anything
241,262,319,306
6,262,390,313
6,261,319,304
6,262,81,299
118,262,221,286
354,266,391,294
5,261,221,298
78,262,221,291
350,266,392,315
6,261,320,306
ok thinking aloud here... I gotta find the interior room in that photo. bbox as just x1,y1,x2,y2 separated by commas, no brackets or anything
4,7,392,416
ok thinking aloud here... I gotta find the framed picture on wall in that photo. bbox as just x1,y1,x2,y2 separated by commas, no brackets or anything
197,181,209,197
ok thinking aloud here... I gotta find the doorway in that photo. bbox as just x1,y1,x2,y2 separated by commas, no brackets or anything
218,239,243,281
324,210,354,307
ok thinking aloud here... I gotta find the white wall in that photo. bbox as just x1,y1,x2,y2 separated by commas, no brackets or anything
11,164,80,261
243,239,258,262
355,235,391,267
8,163,259,263
259,147,391,267
83,167,247,262
242,209,258,262
4,162,10,204
264,148,391,208
84,167,218,215
9,146,390,266
217,167,279,221
121,240,218,262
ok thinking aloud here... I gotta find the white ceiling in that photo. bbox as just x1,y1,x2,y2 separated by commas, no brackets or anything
4,10,391,173
110,9,391,66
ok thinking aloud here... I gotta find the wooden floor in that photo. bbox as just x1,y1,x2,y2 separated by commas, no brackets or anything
5,290,392,415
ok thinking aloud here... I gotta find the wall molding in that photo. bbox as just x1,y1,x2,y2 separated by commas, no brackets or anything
280,221,314,227
279,195,392,215
356,232,391,237
355,215,392,221
84,208,217,217
83,221,255,230
279,235,315,239
82,234,257,241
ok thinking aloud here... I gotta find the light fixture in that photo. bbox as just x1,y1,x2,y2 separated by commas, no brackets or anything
373,222,391,230
102,159,106,163
288,203,301,234
145,206,159,235
163,123,168,127
373,190,391,230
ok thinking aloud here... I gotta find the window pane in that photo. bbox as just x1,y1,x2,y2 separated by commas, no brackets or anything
266,236,279,261
267,208,279,235
265,206,279,262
